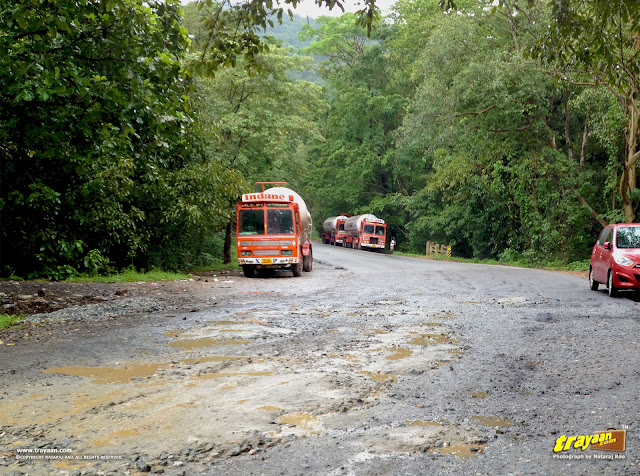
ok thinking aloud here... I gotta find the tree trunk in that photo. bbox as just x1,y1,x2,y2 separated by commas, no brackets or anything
580,110,589,171
564,86,573,162
223,219,232,264
622,96,639,222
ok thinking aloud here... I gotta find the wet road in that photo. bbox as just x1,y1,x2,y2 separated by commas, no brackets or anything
2,243,639,475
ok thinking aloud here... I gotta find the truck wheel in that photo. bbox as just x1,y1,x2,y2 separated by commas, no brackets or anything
303,250,313,272
242,265,255,278
292,260,303,277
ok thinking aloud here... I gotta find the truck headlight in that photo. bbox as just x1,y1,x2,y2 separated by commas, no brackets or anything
281,250,293,256
240,251,252,257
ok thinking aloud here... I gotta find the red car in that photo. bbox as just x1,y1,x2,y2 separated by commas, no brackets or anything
589,223,640,297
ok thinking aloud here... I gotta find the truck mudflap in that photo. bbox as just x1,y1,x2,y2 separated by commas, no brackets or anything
302,241,312,256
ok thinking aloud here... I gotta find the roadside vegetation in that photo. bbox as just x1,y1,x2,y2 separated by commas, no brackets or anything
1,0,638,280
0,314,24,330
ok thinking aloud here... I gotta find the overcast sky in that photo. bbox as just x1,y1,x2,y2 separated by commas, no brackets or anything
181,0,397,19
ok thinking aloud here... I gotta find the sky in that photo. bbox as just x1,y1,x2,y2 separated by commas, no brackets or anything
181,0,397,19
292,0,397,18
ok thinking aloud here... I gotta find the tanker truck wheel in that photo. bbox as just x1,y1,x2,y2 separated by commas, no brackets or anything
242,265,255,278
303,250,313,272
292,260,303,277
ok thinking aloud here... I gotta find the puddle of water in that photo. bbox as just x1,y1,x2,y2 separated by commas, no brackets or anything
434,313,455,320
471,392,488,399
430,443,486,458
421,322,441,327
364,329,389,336
165,330,182,338
326,353,359,361
471,416,514,427
386,347,413,360
360,371,397,383
406,420,443,427
194,371,275,381
44,364,170,384
169,337,252,350
408,334,459,345
279,412,318,429
28,393,45,400
93,428,141,446
183,356,246,364
327,329,340,333
258,405,282,411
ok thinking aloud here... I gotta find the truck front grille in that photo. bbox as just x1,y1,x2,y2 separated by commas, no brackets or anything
239,240,295,247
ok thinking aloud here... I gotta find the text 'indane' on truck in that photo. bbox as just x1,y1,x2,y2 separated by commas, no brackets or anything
236,182,313,278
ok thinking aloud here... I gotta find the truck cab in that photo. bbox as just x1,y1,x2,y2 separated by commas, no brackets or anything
236,186,312,278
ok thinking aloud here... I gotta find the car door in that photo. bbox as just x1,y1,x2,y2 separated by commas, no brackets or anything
594,227,612,282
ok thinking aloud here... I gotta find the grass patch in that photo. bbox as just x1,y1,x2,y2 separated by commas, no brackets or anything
0,314,24,330
393,251,589,272
67,269,193,283
187,262,241,273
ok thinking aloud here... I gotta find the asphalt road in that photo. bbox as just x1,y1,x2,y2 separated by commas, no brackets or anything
1,243,639,475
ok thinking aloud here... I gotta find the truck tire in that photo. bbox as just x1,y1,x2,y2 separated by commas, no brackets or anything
292,260,303,277
242,265,255,278
303,250,313,272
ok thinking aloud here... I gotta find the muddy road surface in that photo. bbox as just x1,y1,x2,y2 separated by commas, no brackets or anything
1,244,639,475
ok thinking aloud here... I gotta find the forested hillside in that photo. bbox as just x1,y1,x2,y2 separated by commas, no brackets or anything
1,0,639,278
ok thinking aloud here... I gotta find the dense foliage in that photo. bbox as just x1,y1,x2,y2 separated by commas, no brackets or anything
2,0,639,279
299,0,639,263
0,0,243,278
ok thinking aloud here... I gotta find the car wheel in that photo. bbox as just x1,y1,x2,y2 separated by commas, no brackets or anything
608,270,618,297
589,268,599,291
242,265,255,278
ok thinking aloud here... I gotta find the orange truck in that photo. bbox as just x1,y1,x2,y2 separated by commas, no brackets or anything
236,182,312,278
321,215,348,246
344,214,387,251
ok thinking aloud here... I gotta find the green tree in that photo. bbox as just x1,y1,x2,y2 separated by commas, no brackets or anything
531,0,640,222
0,0,242,277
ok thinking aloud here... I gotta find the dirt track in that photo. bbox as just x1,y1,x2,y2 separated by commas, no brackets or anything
1,248,638,475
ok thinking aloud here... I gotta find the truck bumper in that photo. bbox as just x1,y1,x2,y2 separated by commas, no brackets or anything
238,257,299,266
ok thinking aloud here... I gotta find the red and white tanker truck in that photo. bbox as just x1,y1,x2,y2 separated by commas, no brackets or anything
344,214,387,251
236,182,312,278
321,216,348,246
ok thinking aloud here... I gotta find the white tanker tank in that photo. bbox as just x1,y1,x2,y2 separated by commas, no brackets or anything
262,187,312,238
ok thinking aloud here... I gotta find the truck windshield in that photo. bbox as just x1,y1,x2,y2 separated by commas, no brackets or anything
616,227,640,248
239,209,264,235
267,209,294,235
364,224,375,234
338,223,345,231
375,226,385,236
